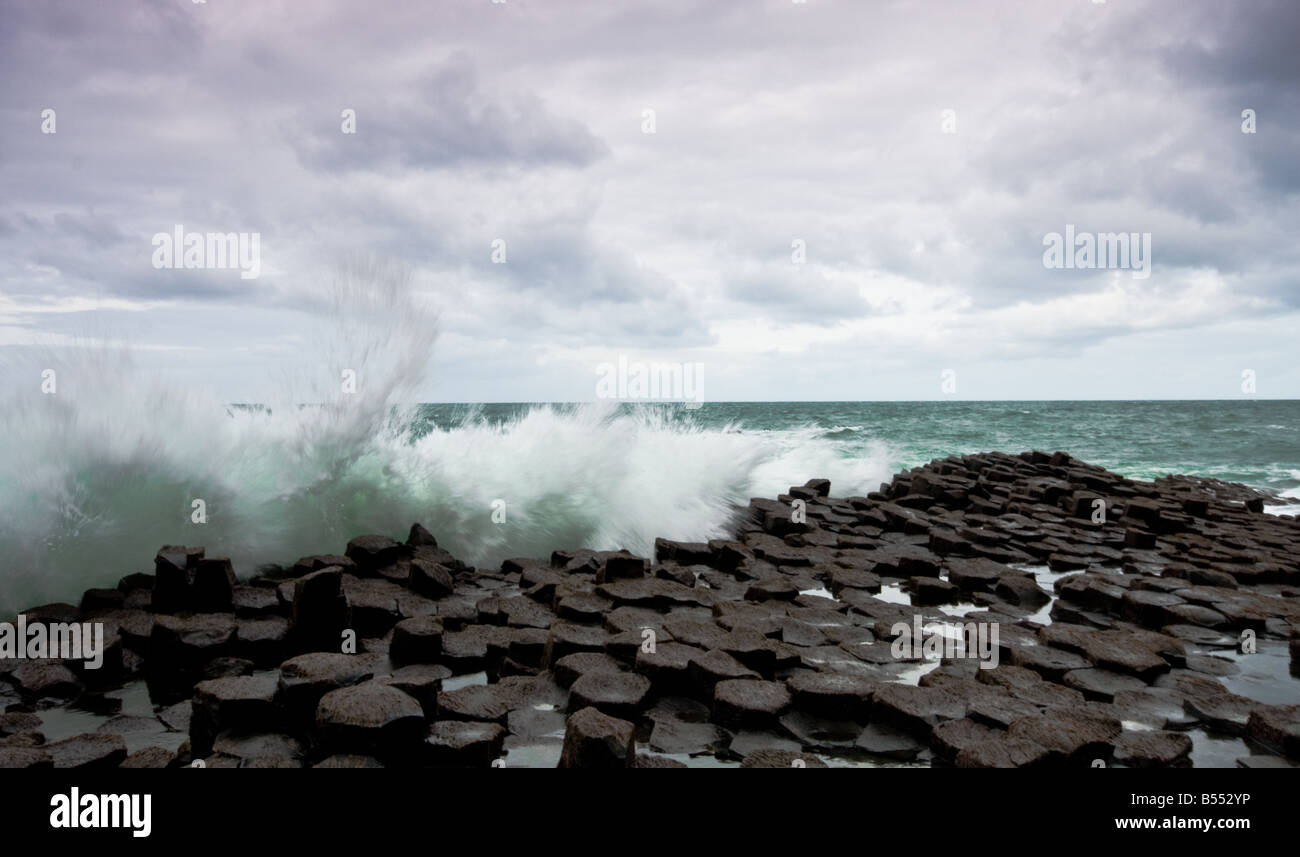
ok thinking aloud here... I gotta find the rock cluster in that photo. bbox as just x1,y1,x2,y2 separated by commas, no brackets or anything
2,451,1297,768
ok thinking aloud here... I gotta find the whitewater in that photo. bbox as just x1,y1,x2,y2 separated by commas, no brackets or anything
0,263,892,614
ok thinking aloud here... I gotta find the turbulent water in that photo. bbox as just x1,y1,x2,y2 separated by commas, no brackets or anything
1,268,1297,615
3,391,1297,616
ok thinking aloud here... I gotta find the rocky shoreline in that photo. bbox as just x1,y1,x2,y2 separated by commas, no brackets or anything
2,450,1299,768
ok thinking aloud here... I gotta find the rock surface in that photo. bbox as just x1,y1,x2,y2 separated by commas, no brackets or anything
5,450,1298,769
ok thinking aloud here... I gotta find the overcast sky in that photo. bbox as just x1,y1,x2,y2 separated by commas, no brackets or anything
1,0,1297,402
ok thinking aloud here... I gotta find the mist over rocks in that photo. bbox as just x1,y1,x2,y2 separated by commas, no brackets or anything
1,450,1298,768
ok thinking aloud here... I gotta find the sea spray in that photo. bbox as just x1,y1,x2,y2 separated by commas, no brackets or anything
0,261,894,614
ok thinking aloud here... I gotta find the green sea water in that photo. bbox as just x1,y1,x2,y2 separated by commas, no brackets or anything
417,400,1300,506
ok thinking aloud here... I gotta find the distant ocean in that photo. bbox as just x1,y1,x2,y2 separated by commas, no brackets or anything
2,397,1298,614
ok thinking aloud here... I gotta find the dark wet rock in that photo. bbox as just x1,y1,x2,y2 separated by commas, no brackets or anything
277,652,375,723
1007,644,1091,681
1166,602,1230,629
1077,630,1174,679
105,608,154,652
781,618,829,648
569,671,651,720
152,545,203,612
1007,712,1122,765
506,627,550,668
144,614,237,697
232,585,282,618
0,713,42,737
954,732,1051,768
995,575,1049,609
603,628,664,663
81,588,125,613
786,672,875,721
553,652,623,688
962,690,1045,729
826,566,882,594
712,679,791,730
118,572,156,593
779,710,861,750
632,642,701,696
847,725,920,763
0,747,53,768
648,716,729,755
542,622,610,667
556,592,614,623
871,683,968,738
0,732,44,748
410,558,455,599
1057,573,1128,612
726,730,803,758
911,576,961,606
407,523,439,548
1246,705,1300,759
203,656,255,679
930,718,1004,761
654,538,714,566
688,649,761,695
719,629,780,678
631,753,688,768
437,628,489,672
191,673,280,757
390,615,443,665
1170,674,1257,735
193,557,237,612
744,575,800,602
1121,590,1186,628
1112,687,1200,731
380,664,452,716
710,540,756,573
558,706,636,768
345,534,403,575
424,720,507,766
1235,755,1297,769
662,617,729,650
12,662,82,701
44,733,127,769
596,577,713,609
494,596,555,630
437,683,523,724
337,573,397,627
598,552,649,583
213,731,306,764
233,617,290,668
289,567,350,653
292,554,356,577
739,748,828,768
120,746,177,768
396,591,439,621
315,753,385,768
1113,730,1193,767
156,701,192,733
316,682,424,760
1184,653,1239,677
1063,669,1149,702
605,605,670,635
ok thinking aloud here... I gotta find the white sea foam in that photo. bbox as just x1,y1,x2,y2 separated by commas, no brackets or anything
0,263,893,613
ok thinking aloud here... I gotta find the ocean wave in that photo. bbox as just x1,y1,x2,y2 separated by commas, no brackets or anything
0,264,894,614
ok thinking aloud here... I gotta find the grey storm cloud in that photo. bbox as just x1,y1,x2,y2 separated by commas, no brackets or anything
0,0,1297,400
290,53,609,173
